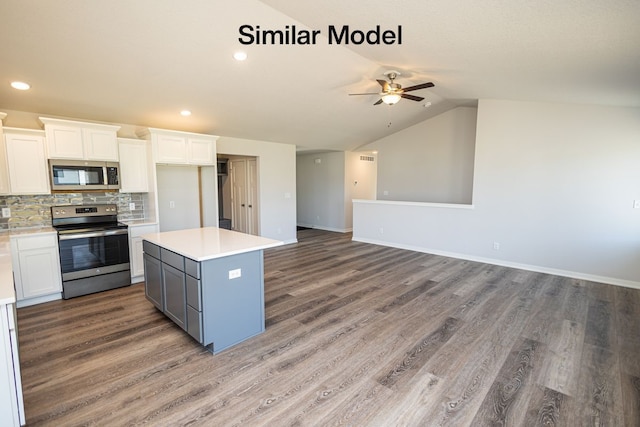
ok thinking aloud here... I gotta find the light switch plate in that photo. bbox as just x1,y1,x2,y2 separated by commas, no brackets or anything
1,207,10,218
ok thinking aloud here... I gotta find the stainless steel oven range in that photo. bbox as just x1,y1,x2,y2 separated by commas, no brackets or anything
51,204,130,299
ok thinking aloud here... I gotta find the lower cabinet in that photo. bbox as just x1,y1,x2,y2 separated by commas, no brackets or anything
10,233,62,307
129,224,159,283
161,263,186,329
143,250,163,311
0,303,24,426
142,240,265,354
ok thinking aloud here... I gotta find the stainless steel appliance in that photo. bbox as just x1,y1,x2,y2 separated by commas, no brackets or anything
52,204,130,299
49,159,120,191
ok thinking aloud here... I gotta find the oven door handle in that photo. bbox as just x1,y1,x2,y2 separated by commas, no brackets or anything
58,229,129,240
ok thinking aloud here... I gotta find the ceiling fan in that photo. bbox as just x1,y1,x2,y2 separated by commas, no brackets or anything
349,71,434,105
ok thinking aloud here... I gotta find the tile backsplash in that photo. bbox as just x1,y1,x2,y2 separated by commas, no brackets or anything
0,192,145,230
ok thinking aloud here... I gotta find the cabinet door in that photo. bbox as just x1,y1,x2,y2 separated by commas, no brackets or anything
17,248,62,299
162,263,186,330
5,133,50,194
0,131,10,195
156,134,188,164
45,124,84,159
82,128,118,161
143,253,163,310
131,237,144,278
118,139,149,192
0,305,23,426
188,137,215,165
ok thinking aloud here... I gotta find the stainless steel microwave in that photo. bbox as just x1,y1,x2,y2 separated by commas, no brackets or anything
49,159,120,191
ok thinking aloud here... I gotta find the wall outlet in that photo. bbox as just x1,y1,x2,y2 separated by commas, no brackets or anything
129,202,136,211
169,201,175,208
379,227,384,234
229,268,242,280
634,200,640,209
493,242,500,250
1,207,10,218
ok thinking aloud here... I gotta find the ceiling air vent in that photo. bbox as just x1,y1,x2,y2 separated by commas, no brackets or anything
360,155,375,162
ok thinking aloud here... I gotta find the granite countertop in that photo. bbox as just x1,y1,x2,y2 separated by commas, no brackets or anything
142,227,283,262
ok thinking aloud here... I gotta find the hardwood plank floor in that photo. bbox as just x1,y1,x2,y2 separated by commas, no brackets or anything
16,229,640,426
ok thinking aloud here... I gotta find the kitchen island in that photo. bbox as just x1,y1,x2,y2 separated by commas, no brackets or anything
142,227,283,354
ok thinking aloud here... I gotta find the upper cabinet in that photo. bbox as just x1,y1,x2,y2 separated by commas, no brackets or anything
4,128,50,195
138,128,218,166
40,117,121,161
118,138,149,193
0,113,10,195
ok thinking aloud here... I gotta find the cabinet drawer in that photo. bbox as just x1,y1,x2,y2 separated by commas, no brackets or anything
186,275,201,310
161,248,184,271
142,241,160,259
185,258,200,279
16,234,57,251
187,305,203,343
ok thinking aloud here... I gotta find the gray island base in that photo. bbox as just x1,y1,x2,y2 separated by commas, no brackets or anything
142,227,283,354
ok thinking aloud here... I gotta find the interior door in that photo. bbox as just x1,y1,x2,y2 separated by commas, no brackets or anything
230,159,247,233
247,159,258,235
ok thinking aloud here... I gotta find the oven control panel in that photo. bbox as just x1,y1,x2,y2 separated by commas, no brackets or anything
51,204,118,219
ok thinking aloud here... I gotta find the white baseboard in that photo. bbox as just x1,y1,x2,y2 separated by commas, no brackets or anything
352,237,640,290
16,292,62,308
297,224,352,233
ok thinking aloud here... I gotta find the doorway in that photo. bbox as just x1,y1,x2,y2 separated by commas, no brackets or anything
218,155,259,235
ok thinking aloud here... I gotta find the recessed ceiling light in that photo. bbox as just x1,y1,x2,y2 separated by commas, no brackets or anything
11,81,30,90
233,51,247,61
180,110,191,116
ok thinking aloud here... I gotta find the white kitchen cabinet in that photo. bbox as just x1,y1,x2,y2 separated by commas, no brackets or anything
128,223,159,283
40,117,120,161
4,128,50,195
0,303,24,426
11,233,62,306
140,128,218,166
118,138,149,193
0,113,10,195
188,136,216,165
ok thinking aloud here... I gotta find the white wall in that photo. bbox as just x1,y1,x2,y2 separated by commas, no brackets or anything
353,100,640,287
199,166,217,227
297,152,347,232
344,151,377,229
156,165,201,232
297,151,377,232
217,136,297,244
364,106,477,203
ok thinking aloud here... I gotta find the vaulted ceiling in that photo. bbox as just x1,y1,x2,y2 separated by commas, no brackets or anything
1,0,638,152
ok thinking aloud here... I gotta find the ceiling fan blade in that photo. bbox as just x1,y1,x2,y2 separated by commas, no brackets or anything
376,79,390,91
401,93,424,102
402,82,435,92
373,99,384,106
349,92,381,96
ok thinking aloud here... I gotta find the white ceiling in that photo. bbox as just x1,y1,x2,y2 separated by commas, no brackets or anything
1,0,638,152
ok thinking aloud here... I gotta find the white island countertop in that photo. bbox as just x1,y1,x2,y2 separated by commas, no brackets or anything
142,227,284,262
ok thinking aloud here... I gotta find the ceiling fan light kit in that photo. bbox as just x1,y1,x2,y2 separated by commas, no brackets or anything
381,93,401,105
349,70,435,106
